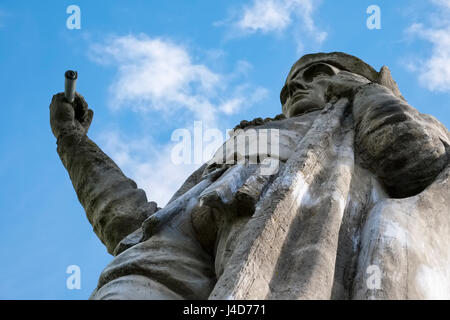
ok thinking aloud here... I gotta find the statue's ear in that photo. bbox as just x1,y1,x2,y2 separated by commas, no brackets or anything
377,65,406,100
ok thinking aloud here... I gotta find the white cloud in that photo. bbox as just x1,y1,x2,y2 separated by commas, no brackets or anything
405,1,450,92
219,98,244,115
237,0,292,33
222,0,326,52
89,34,266,125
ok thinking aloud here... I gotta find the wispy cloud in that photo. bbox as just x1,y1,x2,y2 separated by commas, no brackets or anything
217,0,327,53
405,1,450,92
237,0,292,33
89,34,267,125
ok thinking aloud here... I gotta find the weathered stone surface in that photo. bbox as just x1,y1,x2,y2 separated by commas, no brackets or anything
50,52,450,300
353,165,450,299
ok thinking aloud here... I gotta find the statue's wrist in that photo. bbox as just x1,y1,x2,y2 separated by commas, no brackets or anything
56,126,86,153
353,83,396,105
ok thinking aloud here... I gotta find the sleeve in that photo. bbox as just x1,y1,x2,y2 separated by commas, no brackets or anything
57,130,158,254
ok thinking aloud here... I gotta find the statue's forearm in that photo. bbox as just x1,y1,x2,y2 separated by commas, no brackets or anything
57,130,155,254
353,84,449,197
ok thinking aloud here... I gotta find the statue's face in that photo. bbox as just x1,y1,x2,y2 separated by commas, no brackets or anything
281,62,341,118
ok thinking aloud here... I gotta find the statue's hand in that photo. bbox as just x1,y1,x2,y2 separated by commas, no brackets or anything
325,71,371,102
50,92,94,138
352,83,449,197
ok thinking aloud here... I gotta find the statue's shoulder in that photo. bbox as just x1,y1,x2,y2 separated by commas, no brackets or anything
232,111,320,135
166,163,208,205
232,114,287,132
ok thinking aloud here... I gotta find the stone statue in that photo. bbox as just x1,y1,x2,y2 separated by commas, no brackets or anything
50,52,450,300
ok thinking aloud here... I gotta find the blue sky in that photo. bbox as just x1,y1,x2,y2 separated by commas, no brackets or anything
0,0,449,299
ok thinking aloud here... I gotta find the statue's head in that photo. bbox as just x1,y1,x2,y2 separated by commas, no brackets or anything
281,52,404,117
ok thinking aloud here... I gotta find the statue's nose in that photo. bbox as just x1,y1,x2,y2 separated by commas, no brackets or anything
287,80,308,96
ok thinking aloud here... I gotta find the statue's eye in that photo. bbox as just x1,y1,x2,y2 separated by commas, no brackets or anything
313,72,329,78
303,63,336,82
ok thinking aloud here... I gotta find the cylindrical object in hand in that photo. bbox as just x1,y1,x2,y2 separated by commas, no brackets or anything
64,70,78,103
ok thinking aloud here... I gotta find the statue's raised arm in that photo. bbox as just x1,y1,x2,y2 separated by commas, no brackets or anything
49,92,157,254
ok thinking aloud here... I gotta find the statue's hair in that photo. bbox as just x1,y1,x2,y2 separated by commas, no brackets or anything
285,52,404,100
